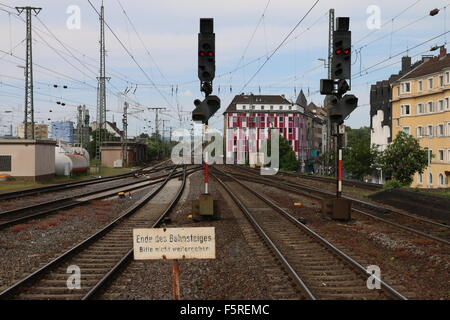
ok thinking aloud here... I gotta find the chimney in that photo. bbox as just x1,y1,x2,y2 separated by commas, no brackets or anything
422,55,433,63
439,46,447,58
401,56,411,74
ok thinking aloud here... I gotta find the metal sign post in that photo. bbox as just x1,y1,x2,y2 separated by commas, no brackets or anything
172,259,180,300
204,123,209,194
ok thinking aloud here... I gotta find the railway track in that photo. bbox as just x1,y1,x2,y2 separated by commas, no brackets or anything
219,166,450,246
0,161,174,202
0,166,200,229
212,168,406,300
0,165,189,300
232,165,382,191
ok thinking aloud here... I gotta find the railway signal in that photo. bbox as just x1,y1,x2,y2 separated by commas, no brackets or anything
192,18,219,220
324,93,358,124
192,95,220,124
193,18,219,124
320,14,357,213
198,18,215,87
331,17,351,80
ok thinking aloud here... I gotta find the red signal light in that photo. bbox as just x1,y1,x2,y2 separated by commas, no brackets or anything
344,49,350,54
199,51,206,57
208,51,214,57
335,49,342,55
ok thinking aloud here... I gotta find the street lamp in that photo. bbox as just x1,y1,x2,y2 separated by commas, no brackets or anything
318,58,327,69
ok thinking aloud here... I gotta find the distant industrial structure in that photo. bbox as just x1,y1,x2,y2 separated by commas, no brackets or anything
49,121,75,144
17,123,48,139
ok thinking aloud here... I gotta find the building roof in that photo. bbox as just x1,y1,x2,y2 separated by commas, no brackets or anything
0,139,56,145
397,53,450,81
295,90,308,107
106,121,124,137
223,94,294,114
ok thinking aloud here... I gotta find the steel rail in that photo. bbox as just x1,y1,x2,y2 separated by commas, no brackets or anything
0,166,182,299
0,162,174,202
221,167,450,245
212,172,316,300
213,167,408,300
0,167,199,230
0,167,178,218
82,165,189,299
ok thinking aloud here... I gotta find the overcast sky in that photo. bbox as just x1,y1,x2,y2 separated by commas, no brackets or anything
0,0,448,137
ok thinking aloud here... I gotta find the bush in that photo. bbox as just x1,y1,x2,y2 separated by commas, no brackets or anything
383,180,404,190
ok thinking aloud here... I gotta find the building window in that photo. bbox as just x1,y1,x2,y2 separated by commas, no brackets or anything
438,124,444,136
428,101,434,113
401,104,410,115
402,126,410,135
448,149,450,163
0,155,12,171
439,100,445,111
439,174,444,186
251,105,255,110
401,82,411,93
428,173,433,185
279,106,283,110
428,78,434,90
417,103,424,114
428,125,433,137
288,128,293,134
279,116,284,122
446,71,450,84
416,126,423,137
438,150,444,161
439,75,444,87
242,105,246,110
289,106,292,110
418,80,423,92
270,105,274,110
261,105,265,110
418,173,423,184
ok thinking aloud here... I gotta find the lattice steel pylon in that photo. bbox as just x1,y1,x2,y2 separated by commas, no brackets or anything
95,2,110,171
16,6,41,139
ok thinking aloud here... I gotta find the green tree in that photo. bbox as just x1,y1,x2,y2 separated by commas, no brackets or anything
266,134,298,171
343,127,380,181
278,135,298,171
88,128,118,159
318,150,335,175
377,131,429,186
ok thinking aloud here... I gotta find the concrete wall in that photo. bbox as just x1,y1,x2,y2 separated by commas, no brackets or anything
101,147,122,168
35,143,56,176
0,140,56,181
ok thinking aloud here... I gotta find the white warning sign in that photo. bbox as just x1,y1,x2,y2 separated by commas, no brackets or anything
133,227,216,260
